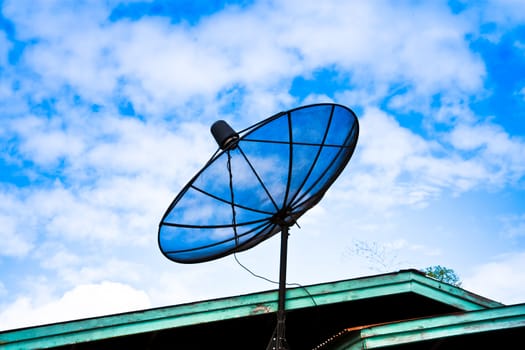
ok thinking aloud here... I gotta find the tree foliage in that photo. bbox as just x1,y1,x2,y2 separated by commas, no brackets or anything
422,265,462,287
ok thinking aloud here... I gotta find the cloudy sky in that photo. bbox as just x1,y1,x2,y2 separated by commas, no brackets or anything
1,0,525,330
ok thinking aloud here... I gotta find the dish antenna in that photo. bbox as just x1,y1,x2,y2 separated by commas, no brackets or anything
158,103,359,349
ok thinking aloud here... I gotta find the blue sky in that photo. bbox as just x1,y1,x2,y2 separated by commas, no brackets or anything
1,0,525,329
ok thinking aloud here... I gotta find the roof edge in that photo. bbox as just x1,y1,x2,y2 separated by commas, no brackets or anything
0,269,501,349
335,303,525,350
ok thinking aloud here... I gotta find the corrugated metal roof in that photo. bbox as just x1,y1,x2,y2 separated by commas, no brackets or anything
318,303,525,349
0,269,503,349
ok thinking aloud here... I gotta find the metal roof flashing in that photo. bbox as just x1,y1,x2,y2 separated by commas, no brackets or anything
0,269,504,349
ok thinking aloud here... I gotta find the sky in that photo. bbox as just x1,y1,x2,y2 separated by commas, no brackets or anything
1,0,525,330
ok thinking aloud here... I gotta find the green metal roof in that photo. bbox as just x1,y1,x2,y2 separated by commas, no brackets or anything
320,303,525,349
0,269,503,349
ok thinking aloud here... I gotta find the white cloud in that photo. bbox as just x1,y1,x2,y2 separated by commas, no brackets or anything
358,108,431,171
517,86,525,101
0,281,7,298
463,251,525,304
7,109,215,179
0,190,36,257
0,214,33,257
479,0,525,30
1,112,218,247
499,213,525,238
333,108,510,212
60,259,146,286
2,0,487,118
147,269,216,306
9,115,86,167
0,281,151,330
448,122,525,184
275,1,484,105
31,240,147,287
0,31,11,67
37,243,81,270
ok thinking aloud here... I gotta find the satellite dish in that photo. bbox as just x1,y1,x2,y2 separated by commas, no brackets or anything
158,103,359,349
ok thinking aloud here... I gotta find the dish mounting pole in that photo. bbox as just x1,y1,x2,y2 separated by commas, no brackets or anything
267,224,290,350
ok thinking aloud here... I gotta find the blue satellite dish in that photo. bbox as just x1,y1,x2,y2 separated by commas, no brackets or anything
158,103,359,349
158,103,359,263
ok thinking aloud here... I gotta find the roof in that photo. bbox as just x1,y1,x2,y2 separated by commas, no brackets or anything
0,269,504,349
316,303,525,349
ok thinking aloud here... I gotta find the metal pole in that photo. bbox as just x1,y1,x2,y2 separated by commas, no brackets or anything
276,225,289,349
266,225,290,350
